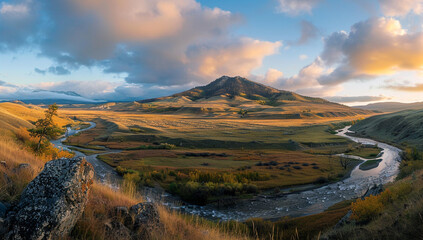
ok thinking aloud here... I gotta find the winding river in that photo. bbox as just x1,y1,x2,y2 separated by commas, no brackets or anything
53,124,401,221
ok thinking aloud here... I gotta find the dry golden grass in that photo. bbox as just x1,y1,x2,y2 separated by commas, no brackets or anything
154,206,250,240
0,133,44,202
0,127,74,202
0,102,74,130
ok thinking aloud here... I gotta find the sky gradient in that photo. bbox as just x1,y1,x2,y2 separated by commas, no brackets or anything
1,0,423,105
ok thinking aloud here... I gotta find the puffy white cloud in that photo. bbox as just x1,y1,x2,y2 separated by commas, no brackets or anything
277,0,323,15
318,17,423,85
187,38,281,82
378,0,423,16
257,58,341,97
263,68,284,84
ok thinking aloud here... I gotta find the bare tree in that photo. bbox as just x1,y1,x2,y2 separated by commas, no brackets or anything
339,157,352,170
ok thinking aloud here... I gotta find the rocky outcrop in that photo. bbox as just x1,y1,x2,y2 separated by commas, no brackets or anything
5,157,94,240
361,184,383,199
130,203,162,235
109,203,163,239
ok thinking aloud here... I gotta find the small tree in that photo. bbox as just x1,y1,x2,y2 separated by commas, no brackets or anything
28,104,62,153
339,156,351,170
238,109,248,118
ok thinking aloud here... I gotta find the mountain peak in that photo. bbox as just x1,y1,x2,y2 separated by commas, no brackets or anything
140,76,329,104
174,76,282,100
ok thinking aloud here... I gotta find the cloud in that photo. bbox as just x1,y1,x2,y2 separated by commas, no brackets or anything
299,54,308,60
386,83,423,92
34,68,45,75
378,0,423,16
0,81,97,102
277,0,323,15
318,17,423,85
0,0,281,89
47,66,71,75
256,58,342,97
0,1,29,14
186,38,281,82
290,20,319,45
0,0,39,51
325,95,389,103
263,68,284,84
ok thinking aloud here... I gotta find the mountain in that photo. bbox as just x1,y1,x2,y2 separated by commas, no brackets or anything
355,101,423,113
141,76,326,103
351,109,423,149
104,76,374,119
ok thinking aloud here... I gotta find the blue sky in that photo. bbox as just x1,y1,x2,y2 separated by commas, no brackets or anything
1,0,423,105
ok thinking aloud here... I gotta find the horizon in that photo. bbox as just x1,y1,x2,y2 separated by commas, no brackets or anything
1,0,423,106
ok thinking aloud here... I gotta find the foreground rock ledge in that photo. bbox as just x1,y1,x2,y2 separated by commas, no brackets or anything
6,157,94,240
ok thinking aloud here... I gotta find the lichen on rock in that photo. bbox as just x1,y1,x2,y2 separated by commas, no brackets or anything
5,157,94,240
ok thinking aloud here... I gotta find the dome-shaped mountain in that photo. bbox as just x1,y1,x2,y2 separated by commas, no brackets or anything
142,76,327,103
128,76,373,118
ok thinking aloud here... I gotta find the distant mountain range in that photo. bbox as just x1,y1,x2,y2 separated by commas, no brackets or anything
98,76,373,119
0,90,104,105
355,102,423,113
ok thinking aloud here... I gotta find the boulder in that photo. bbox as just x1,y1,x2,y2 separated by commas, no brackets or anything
104,220,131,240
5,157,94,240
128,202,162,238
362,184,383,199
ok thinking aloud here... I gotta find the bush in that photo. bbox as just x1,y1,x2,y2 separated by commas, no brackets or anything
351,195,384,223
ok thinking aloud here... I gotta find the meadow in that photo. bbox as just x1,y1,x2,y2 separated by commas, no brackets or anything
60,108,371,203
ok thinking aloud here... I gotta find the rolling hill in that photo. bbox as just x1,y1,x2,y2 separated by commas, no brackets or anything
351,109,423,149
99,76,374,119
0,102,74,132
355,101,423,113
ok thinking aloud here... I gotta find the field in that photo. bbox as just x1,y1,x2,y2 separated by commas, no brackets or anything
58,108,371,203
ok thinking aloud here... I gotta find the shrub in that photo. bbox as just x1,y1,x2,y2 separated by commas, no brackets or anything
351,195,384,223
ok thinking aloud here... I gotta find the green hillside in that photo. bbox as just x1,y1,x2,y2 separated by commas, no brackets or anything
351,109,423,149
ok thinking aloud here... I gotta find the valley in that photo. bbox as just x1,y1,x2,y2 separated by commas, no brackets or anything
0,76,417,239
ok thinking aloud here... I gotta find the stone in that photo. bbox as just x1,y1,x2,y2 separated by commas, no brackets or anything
0,202,7,218
18,163,30,169
104,219,131,240
5,157,94,240
129,202,162,238
362,184,383,199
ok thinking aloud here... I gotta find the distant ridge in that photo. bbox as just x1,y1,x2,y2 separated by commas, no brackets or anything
356,101,423,113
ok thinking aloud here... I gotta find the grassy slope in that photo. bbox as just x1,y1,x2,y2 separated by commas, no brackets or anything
350,109,423,149
0,102,74,131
